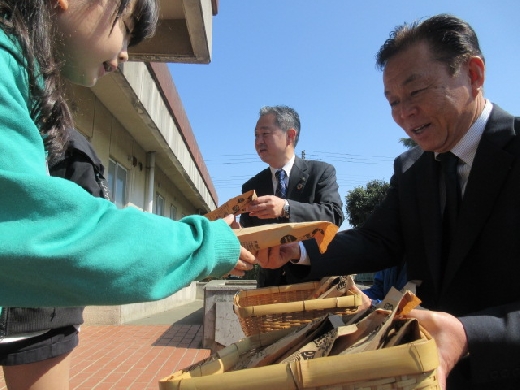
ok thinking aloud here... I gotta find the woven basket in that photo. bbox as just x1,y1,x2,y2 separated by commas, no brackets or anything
159,324,439,390
233,281,362,336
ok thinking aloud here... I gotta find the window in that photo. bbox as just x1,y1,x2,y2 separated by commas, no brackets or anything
170,204,177,220
108,159,127,208
155,193,165,216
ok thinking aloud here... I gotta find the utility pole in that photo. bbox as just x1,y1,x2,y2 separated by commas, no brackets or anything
301,150,306,160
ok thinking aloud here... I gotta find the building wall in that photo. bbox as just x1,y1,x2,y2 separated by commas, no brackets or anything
68,83,199,217
154,166,196,218
66,63,214,323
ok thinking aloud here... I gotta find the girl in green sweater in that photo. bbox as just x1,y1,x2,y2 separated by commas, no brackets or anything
0,0,255,387
0,0,255,307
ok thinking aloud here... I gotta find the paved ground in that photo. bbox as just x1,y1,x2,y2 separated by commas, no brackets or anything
0,300,208,390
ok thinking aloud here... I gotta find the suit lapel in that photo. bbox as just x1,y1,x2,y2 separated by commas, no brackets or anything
255,168,275,196
287,157,309,199
443,108,516,290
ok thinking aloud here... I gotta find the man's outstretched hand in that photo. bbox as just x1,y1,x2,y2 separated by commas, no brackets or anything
255,243,301,269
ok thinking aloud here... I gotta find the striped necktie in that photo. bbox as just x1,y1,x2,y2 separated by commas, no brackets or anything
275,169,287,199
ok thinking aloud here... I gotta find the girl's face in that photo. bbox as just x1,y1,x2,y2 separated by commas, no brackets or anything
55,0,135,87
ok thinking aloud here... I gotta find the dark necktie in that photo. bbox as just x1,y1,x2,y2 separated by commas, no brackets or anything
275,169,287,199
438,152,461,271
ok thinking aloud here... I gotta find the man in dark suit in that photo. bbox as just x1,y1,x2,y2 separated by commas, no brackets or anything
258,15,520,389
240,105,343,287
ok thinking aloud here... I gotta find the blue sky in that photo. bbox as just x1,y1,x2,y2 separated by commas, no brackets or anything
168,1,519,230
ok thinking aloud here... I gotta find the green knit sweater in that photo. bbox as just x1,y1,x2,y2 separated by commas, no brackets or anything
0,30,239,310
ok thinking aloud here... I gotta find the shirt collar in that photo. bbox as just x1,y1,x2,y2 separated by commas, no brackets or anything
435,99,492,166
269,155,295,178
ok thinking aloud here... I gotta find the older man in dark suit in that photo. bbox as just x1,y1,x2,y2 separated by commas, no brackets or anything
240,105,343,287
258,15,520,389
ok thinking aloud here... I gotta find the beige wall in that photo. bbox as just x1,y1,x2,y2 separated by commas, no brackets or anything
67,84,194,218
154,166,196,218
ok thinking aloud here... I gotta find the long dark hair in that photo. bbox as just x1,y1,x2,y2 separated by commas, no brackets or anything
0,0,158,164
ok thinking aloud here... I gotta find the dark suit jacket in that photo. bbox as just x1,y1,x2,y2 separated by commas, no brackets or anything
240,156,344,287
289,105,520,389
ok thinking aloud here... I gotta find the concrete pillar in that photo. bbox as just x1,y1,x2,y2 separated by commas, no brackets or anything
144,151,156,213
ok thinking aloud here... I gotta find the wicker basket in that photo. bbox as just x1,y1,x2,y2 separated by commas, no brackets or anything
159,323,439,390
233,281,362,336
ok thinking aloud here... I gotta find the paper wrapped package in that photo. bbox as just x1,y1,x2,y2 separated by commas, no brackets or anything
234,220,338,254
204,190,257,221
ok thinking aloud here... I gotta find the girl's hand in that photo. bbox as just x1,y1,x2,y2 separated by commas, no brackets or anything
228,247,256,277
223,214,256,277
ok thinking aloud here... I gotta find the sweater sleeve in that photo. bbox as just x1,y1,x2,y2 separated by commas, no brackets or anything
0,32,240,307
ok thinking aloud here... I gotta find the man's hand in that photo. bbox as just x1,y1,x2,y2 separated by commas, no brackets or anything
245,195,285,219
403,309,468,390
223,214,256,277
256,243,300,269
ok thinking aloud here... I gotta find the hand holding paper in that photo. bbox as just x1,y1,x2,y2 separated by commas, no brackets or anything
222,214,256,277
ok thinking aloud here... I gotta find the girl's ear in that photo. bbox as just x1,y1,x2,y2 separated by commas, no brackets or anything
57,0,69,11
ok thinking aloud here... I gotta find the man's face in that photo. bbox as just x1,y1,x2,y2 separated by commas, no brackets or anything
254,113,290,167
383,41,479,153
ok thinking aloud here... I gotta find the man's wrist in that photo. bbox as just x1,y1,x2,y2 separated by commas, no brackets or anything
282,199,290,219
290,242,310,265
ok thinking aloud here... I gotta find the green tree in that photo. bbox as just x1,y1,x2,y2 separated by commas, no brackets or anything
345,179,390,283
345,179,390,228
347,137,413,228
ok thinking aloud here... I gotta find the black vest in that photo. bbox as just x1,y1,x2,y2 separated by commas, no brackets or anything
0,128,108,337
